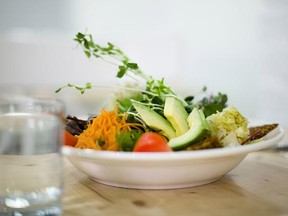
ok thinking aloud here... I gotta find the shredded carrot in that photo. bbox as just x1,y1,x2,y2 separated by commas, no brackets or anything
75,105,143,151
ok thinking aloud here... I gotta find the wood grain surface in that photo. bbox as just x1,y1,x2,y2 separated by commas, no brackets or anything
62,148,288,216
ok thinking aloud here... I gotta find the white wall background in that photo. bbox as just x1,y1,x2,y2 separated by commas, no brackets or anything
0,0,287,126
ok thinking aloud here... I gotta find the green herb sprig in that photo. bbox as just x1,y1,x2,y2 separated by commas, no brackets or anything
74,32,152,83
56,32,186,104
55,82,92,94
56,32,228,117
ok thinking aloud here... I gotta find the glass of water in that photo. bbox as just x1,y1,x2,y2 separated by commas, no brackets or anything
0,99,65,216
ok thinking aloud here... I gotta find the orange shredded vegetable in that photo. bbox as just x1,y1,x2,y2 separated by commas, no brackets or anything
75,105,142,151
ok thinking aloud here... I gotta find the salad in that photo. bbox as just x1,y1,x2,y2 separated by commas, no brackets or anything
57,32,278,152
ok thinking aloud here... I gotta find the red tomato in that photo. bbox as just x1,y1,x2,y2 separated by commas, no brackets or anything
133,132,172,152
64,130,78,147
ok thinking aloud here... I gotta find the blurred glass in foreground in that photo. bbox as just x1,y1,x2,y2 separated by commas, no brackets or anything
0,99,64,216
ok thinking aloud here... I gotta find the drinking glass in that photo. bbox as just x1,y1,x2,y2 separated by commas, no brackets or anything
0,98,65,216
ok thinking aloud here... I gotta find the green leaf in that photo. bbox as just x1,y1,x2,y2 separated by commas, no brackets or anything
202,104,226,117
74,38,81,43
107,42,114,50
84,51,91,58
127,63,139,70
88,34,93,42
83,38,89,49
76,32,85,39
85,82,92,89
55,88,62,93
117,65,127,78
88,40,95,48
117,130,143,152
185,96,194,102
115,48,124,55
108,51,115,55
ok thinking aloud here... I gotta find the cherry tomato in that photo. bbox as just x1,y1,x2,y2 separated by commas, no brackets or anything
133,132,172,152
64,130,78,147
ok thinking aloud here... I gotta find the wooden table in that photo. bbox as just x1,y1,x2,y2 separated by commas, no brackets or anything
63,145,288,216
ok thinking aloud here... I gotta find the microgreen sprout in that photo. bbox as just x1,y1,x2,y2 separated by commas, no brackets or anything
56,32,186,104
56,32,228,117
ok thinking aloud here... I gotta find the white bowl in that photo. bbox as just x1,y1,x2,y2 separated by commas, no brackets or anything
63,124,284,189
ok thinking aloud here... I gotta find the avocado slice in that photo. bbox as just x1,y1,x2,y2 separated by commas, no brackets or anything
168,108,211,150
133,103,176,139
164,97,189,136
